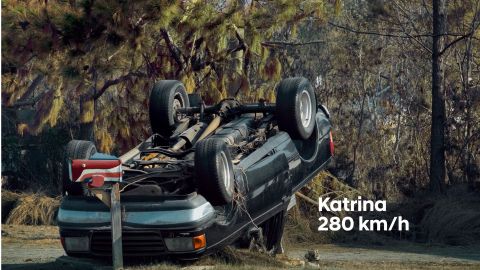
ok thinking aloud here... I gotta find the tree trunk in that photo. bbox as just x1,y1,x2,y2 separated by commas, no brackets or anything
430,0,447,193
79,94,95,141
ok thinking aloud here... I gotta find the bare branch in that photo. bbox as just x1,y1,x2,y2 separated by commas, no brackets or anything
261,40,326,47
160,28,184,71
92,71,146,100
328,21,475,39
328,21,416,38
11,82,50,108
19,74,45,102
402,31,432,54
440,32,475,56
222,26,247,56
440,18,480,56
389,1,432,53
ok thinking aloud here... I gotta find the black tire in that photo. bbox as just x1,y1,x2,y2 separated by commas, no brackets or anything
62,140,97,196
149,80,190,136
195,139,234,206
276,77,317,140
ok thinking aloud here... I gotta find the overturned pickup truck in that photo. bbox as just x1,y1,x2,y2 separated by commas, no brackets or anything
57,77,333,258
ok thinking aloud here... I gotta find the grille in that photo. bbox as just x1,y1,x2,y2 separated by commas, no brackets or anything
90,231,166,256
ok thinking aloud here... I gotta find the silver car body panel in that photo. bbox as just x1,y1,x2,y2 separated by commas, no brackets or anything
57,201,215,226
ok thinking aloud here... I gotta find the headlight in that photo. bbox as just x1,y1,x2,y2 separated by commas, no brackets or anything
63,236,90,252
164,234,206,252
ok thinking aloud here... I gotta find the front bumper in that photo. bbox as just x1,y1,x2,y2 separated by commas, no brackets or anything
57,193,215,258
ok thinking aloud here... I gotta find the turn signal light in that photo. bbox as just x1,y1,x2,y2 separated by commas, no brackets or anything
63,236,90,252
193,234,206,250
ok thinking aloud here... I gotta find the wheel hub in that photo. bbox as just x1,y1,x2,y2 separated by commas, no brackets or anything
173,94,184,121
219,152,233,195
299,90,312,128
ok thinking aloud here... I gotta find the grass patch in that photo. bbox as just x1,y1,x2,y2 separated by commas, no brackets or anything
125,247,288,270
420,192,480,245
314,261,480,270
199,247,285,267
5,193,60,225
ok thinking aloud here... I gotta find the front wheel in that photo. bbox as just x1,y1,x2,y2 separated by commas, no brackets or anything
195,139,235,206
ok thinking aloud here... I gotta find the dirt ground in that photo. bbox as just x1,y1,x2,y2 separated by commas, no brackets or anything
2,225,480,270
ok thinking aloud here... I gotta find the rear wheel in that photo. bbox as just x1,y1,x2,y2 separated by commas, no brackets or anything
63,140,97,196
276,77,317,140
149,80,190,137
195,139,234,206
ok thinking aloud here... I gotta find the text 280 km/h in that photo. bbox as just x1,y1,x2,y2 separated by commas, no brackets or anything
318,216,409,232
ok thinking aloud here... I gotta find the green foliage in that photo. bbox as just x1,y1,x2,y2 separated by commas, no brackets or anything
3,0,479,200
3,0,388,196
2,0,334,154
62,13,86,43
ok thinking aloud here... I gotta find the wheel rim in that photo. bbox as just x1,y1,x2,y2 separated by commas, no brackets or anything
219,152,233,195
299,90,312,128
173,93,185,121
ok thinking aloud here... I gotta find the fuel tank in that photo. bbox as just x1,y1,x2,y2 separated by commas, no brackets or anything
209,116,254,145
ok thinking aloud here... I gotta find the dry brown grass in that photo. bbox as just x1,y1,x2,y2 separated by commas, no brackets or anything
127,258,480,270
283,204,341,246
201,247,286,267
5,193,61,225
283,172,367,246
313,261,480,270
2,237,59,245
420,192,480,245
1,224,59,240
305,171,364,203
125,247,287,270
